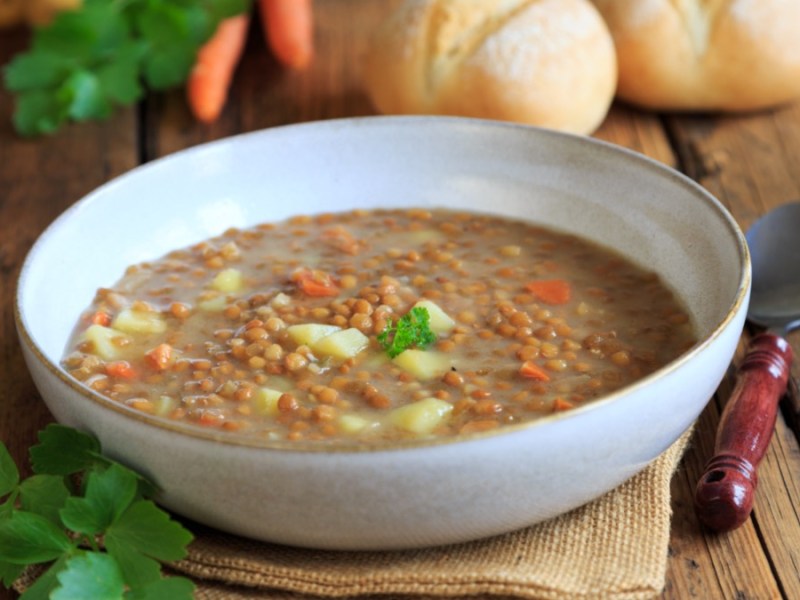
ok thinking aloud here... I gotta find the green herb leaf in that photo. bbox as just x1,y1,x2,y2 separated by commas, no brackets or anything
0,561,25,588
52,552,125,600
10,90,71,137
106,500,194,563
60,70,113,121
0,442,19,498
106,539,162,589
0,511,74,564
19,475,70,526
4,53,72,92
29,424,102,476
124,575,196,600
3,424,194,597
3,0,254,136
60,463,139,535
378,307,437,358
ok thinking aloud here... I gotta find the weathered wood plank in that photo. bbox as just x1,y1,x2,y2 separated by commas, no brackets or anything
667,106,800,599
150,0,385,158
0,28,139,600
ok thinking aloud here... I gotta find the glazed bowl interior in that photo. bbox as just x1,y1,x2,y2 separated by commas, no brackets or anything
15,116,750,549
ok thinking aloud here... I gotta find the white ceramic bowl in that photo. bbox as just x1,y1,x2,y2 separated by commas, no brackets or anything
16,116,749,550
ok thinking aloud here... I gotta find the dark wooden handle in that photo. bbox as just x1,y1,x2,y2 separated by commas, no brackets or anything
694,333,793,532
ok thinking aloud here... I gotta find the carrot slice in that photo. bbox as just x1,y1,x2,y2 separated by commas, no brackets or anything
145,343,174,371
519,360,551,381
187,14,251,124
291,268,340,297
259,0,313,69
552,397,575,412
198,411,224,427
89,311,111,326
525,279,571,305
105,361,137,380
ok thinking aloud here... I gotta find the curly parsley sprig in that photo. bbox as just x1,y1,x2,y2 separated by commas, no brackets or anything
378,306,437,358
3,0,251,136
0,424,194,599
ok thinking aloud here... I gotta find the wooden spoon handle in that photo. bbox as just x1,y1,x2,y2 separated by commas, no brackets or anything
694,333,793,532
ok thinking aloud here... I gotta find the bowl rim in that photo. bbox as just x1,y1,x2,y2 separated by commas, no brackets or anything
14,115,751,454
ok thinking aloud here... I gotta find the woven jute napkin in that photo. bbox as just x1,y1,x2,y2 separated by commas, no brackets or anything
14,430,691,600
176,429,692,600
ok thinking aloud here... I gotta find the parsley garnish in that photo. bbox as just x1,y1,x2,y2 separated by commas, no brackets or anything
378,306,437,358
3,0,251,136
0,424,194,598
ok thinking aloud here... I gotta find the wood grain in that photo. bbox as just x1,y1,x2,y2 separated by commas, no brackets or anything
2,1,800,598
668,107,800,598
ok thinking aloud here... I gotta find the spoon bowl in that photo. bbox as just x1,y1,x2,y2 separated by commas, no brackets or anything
747,202,800,333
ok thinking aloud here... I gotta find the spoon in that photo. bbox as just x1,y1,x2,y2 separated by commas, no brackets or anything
694,203,799,532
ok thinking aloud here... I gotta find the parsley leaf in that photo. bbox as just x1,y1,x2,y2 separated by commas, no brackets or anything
60,463,139,535
3,0,253,136
30,424,103,476
0,427,195,598
19,475,70,526
0,511,73,564
106,500,194,562
52,552,125,600
0,443,19,498
378,306,437,358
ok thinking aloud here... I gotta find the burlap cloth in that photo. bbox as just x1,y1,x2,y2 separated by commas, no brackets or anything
15,430,691,600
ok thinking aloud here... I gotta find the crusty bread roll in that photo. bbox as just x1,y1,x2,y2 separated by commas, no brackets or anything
592,0,800,112
363,0,617,135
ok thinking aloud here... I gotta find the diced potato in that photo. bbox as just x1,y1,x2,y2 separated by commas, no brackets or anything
210,268,243,293
390,397,453,435
338,414,371,435
112,307,167,334
392,349,452,381
252,388,283,416
271,292,291,308
312,328,369,360
198,295,227,312
414,299,455,334
82,324,131,361
286,323,341,347
409,229,444,244
153,395,177,417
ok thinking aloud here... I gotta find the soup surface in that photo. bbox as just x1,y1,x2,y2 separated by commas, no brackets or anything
62,209,696,443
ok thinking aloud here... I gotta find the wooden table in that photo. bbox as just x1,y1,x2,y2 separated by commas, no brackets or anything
2,2,799,598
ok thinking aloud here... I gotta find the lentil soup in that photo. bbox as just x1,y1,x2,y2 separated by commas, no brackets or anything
62,209,697,443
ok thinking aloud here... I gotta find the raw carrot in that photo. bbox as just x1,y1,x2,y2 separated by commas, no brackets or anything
291,268,340,297
519,360,550,381
525,279,571,305
105,361,137,380
187,14,250,124
259,0,313,69
145,343,174,371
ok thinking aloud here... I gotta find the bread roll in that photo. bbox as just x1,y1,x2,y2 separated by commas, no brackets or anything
592,0,800,112
363,0,617,135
